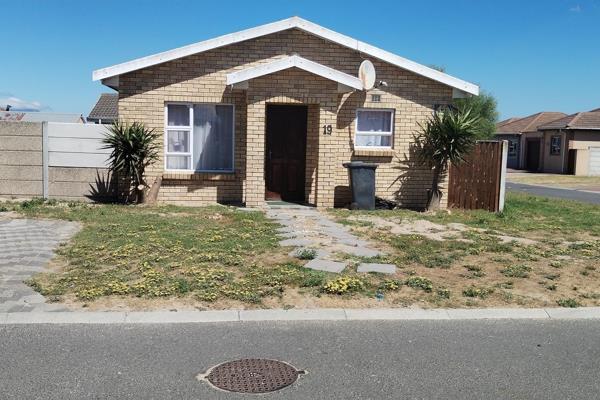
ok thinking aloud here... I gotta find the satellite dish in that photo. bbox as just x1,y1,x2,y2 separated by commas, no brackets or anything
358,60,376,90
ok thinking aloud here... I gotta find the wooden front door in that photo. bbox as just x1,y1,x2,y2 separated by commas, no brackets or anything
265,105,307,202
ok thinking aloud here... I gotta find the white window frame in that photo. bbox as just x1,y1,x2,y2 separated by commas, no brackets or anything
164,102,235,173
354,108,394,150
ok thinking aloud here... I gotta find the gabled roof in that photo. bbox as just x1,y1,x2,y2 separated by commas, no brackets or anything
0,111,85,123
496,112,567,134
538,108,600,130
88,93,118,122
496,117,521,127
92,16,479,96
226,55,363,90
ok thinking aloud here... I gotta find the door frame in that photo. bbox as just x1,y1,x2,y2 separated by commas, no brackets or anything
264,104,308,202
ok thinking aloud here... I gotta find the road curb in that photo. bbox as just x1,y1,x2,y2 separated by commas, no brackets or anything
1,307,600,324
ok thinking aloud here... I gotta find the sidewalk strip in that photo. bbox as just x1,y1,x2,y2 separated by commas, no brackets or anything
239,308,346,321
1,307,600,324
446,308,548,320
544,307,600,319
345,308,449,320
125,310,239,323
5,312,127,324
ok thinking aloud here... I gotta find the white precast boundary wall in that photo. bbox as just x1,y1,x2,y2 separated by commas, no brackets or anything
47,122,110,168
0,121,114,200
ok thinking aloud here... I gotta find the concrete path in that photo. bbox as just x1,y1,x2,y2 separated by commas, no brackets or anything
2,320,599,399
507,182,600,204
0,217,80,312
266,204,395,274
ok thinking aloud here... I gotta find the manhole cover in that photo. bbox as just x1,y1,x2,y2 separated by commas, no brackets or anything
201,358,303,393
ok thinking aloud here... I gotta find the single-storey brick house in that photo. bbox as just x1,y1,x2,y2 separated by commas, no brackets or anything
536,108,600,175
93,17,479,208
494,112,566,170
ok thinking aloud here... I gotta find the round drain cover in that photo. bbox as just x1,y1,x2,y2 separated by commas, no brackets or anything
204,358,302,393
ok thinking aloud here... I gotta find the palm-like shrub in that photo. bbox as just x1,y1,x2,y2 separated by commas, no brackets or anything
102,121,160,203
417,107,481,211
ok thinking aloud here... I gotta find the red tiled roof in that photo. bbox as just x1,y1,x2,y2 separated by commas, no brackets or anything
496,117,520,127
496,112,567,134
538,108,600,130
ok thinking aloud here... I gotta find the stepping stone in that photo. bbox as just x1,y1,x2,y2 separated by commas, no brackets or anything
336,245,383,258
321,226,351,235
337,237,370,247
279,238,314,247
357,263,397,274
304,259,347,273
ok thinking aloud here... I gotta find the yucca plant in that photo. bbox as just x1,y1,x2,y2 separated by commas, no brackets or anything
102,121,160,203
416,107,481,211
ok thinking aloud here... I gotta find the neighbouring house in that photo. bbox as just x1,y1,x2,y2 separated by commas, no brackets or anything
494,112,566,170
536,108,600,176
87,93,118,124
0,111,85,123
92,16,479,208
497,117,521,126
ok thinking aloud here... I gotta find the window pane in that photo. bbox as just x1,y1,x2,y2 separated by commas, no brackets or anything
193,104,234,171
167,104,190,126
508,139,518,157
167,130,190,153
357,110,392,133
166,155,190,170
355,134,391,147
551,136,561,155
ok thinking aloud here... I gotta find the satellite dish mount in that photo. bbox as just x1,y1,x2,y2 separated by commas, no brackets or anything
358,60,376,90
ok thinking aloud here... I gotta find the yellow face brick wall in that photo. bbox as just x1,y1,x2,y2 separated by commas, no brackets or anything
118,29,453,208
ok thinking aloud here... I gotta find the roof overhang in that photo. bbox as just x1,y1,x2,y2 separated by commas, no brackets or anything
92,16,479,96
226,55,363,91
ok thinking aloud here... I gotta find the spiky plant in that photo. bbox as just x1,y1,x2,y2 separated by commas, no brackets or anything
417,107,481,211
102,121,160,203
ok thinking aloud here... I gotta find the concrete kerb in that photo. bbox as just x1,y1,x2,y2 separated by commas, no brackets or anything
1,307,600,324
126,310,240,323
5,312,127,324
240,308,347,321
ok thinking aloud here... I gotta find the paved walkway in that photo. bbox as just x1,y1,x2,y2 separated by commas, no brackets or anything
266,204,396,274
507,182,600,204
0,217,80,312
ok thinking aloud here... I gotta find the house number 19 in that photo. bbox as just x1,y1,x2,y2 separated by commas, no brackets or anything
323,124,333,135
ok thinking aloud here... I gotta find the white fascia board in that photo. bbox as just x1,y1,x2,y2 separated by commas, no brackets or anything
293,17,479,96
92,17,298,82
92,16,479,95
226,55,363,90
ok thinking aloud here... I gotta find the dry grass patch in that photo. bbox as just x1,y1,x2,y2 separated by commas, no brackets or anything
329,193,600,308
507,173,600,189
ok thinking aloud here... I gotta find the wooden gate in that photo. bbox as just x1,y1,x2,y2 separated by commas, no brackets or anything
447,141,507,212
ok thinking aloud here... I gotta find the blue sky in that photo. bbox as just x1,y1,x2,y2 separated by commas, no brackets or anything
1,0,599,120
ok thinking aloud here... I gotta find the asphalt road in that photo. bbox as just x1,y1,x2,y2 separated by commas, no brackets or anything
1,320,599,399
507,182,600,204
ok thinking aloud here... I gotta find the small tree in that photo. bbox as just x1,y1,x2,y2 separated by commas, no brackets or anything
417,107,481,211
102,121,160,203
454,91,499,138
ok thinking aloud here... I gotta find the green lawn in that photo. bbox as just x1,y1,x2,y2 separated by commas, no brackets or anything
9,200,332,306
2,193,599,309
